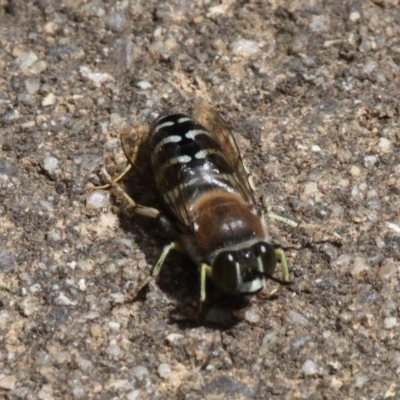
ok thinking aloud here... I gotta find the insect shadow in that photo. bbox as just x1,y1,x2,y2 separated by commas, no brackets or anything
107,137,250,327
95,104,344,326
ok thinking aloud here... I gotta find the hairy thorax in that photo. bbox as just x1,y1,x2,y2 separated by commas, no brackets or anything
190,191,266,258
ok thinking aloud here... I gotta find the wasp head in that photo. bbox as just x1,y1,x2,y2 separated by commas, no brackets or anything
210,241,277,295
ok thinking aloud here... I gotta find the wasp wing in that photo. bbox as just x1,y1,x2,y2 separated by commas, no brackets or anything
119,108,259,230
120,120,193,228
192,103,258,207
120,124,150,167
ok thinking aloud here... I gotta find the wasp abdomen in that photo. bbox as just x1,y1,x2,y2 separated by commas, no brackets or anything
150,114,242,222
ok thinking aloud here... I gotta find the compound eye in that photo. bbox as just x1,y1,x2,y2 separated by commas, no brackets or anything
254,242,276,277
211,252,239,294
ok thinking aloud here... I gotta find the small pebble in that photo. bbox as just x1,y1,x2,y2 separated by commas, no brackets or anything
386,222,400,234
29,60,47,75
35,352,53,366
104,13,126,32
88,5,105,17
287,310,310,326
44,21,58,35
322,330,332,339
232,306,260,323
349,11,361,22
42,93,56,107
55,292,77,306
354,373,369,388
363,60,377,75
15,51,38,70
111,38,135,72
30,60,48,74
37,384,55,400
302,360,318,376
259,331,278,354
351,256,370,279
41,156,60,178
90,324,102,339
157,363,172,379
126,390,141,400
0,249,16,273
0,375,17,390
108,321,120,331
230,39,260,57
131,366,149,379
378,137,391,153
0,311,10,328
2,109,21,123
301,182,319,200
207,4,229,16
227,63,246,79
29,283,42,293
72,384,85,399
105,379,132,391
25,77,40,94
79,66,114,88
378,259,399,280
350,165,361,176
212,38,227,52
339,311,353,323
86,191,110,210
309,16,329,33
106,344,122,359
243,308,260,324
384,317,398,330
74,154,103,173
40,200,54,212
330,376,344,390
78,260,94,272
164,36,178,52
166,333,184,346
78,279,86,291
137,81,152,90
18,296,40,317
290,335,313,353
364,155,378,168
47,230,62,242
76,356,93,372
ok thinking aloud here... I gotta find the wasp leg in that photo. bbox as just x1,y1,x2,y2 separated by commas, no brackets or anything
200,263,209,305
267,212,298,228
100,166,164,220
93,124,145,190
267,212,342,242
172,263,210,321
152,242,184,279
112,242,184,308
191,263,209,318
259,248,289,299
93,163,133,190
242,161,256,192
99,167,182,306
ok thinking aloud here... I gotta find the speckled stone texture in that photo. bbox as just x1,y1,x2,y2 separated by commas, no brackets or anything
0,1,399,399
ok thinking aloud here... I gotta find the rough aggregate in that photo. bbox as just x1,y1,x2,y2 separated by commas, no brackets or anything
0,0,400,399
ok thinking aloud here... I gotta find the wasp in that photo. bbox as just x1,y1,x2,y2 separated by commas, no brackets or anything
97,104,291,316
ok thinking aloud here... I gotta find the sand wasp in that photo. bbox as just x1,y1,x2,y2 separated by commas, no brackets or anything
97,104,292,315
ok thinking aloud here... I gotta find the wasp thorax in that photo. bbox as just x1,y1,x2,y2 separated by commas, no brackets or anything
193,192,265,256
211,241,277,294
